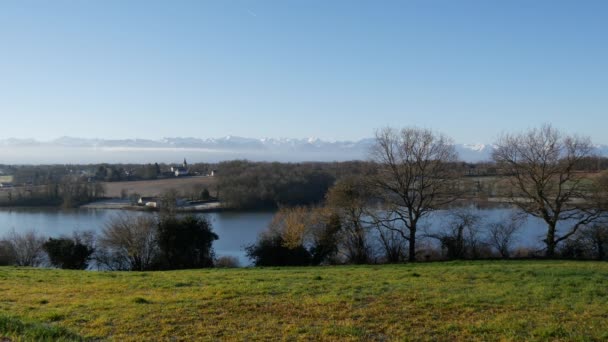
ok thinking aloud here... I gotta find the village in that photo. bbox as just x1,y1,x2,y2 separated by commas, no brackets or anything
0,159,221,211
83,159,222,212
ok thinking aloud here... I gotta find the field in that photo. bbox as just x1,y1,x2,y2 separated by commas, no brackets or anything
1,261,607,341
0,176,13,183
101,176,217,198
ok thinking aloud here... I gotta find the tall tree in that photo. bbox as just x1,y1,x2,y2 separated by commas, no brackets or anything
370,127,459,261
325,176,373,264
492,124,604,257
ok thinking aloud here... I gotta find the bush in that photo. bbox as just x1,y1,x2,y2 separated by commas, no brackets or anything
215,255,240,268
0,230,46,266
157,215,218,269
98,215,159,271
246,207,344,266
201,188,210,201
42,235,94,270
0,240,15,266
246,235,311,266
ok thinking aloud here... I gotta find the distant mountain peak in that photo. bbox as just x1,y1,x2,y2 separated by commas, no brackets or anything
0,136,607,164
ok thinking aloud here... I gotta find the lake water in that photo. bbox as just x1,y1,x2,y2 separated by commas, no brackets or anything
0,209,274,266
0,206,574,265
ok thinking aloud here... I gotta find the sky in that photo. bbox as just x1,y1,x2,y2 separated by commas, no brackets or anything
0,0,607,144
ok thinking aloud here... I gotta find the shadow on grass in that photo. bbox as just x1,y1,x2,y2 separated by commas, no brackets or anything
0,314,85,341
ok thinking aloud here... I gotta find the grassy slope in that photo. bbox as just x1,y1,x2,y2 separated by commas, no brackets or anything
0,261,607,341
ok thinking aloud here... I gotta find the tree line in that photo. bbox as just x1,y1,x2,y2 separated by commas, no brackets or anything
1,162,216,185
0,177,105,208
246,125,608,265
216,160,374,209
2,124,608,268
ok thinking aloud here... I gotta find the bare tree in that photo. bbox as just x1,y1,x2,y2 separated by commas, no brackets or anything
98,214,158,271
159,189,180,218
492,124,604,257
370,127,460,261
425,209,481,259
373,218,407,263
1,230,46,266
487,213,525,258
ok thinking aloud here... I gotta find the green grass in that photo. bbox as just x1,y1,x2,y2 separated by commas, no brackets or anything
1,261,607,341
0,314,84,341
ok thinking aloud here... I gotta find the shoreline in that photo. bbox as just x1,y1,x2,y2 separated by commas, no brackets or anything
79,199,226,213
0,196,589,213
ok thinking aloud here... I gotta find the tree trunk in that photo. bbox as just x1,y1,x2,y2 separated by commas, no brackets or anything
546,224,556,257
409,225,417,262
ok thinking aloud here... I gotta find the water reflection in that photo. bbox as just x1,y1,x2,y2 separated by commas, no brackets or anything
0,205,572,264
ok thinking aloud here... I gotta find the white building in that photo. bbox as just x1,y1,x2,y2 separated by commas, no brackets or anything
170,159,190,177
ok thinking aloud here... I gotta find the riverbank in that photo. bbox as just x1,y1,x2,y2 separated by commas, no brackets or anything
1,260,607,341
79,198,224,213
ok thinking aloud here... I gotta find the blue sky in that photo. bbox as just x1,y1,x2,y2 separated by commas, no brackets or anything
1,0,607,143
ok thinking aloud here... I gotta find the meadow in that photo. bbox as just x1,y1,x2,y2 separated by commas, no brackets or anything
1,260,607,341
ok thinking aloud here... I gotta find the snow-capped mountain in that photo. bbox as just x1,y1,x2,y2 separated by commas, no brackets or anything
454,144,496,163
0,136,606,164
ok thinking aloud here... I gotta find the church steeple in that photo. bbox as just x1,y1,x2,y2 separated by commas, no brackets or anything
183,158,188,169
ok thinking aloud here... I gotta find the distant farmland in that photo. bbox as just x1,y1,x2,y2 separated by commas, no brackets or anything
0,175,13,183
102,176,217,197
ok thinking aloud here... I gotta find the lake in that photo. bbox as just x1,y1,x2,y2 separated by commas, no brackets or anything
0,206,573,264
0,208,274,266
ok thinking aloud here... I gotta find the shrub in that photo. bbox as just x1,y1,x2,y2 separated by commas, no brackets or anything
0,230,46,266
43,235,94,270
98,215,159,271
201,188,210,201
157,215,218,269
215,255,240,268
246,234,311,267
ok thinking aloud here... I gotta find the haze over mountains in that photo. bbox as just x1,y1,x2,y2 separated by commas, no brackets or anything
1,137,607,164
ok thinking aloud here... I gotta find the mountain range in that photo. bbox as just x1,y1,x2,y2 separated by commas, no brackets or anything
0,137,606,164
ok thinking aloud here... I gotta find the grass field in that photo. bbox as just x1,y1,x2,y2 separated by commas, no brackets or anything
102,176,217,198
1,261,607,341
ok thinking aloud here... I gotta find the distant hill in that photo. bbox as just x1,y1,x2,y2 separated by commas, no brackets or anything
0,136,607,164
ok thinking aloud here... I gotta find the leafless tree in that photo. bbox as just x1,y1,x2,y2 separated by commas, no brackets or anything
159,189,180,219
492,124,604,257
372,218,407,263
370,127,460,261
0,229,46,266
98,214,158,271
487,213,525,258
424,209,481,259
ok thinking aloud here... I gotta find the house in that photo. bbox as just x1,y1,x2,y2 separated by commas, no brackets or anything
173,168,189,177
138,197,159,208
170,159,190,177
137,196,189,208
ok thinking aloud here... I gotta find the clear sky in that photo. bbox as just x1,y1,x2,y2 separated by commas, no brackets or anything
1,0,607,143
